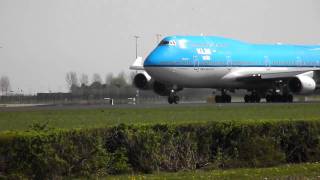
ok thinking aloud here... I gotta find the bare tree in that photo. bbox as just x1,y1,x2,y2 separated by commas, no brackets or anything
129,71,136,85
0,76,10,95
65,72,79,89
92,73,102,84
79,73,89,86
111,71,127,88
105,73,113,85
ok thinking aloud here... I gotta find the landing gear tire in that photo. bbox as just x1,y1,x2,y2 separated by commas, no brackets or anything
287,94,293,102
244,95,250,103
168,94,180,104
168,96,174,104
225,95,231,103
265,94,293,103
266,95,271,103
173,95,180,104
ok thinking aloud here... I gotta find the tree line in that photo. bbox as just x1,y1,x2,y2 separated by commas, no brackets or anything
65,71,134,90
0,75,10,96
0,72,213,104
0,72,161,104
65,71,139,100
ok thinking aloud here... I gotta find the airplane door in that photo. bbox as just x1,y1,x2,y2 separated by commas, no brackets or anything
296,56,302,67
226,55,232,70
193,55,199,71
264,56,270,71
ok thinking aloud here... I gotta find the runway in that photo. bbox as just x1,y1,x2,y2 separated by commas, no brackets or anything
0,101,320,112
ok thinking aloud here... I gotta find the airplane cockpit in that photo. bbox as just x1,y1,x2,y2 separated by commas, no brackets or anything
158,40,176,46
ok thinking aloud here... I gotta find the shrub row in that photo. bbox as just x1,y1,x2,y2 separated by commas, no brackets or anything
0,121,320,179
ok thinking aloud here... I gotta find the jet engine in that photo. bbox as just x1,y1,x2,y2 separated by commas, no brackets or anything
133,72,153,90
133,72,171,96
288,75,316,94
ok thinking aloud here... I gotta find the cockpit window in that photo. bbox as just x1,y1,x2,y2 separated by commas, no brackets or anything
159,40,176,46
159,40,170,46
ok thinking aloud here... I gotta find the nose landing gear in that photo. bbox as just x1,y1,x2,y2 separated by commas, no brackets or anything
168,91,180,104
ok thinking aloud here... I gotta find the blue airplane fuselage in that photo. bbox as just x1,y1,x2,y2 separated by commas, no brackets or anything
142,36,320,89
144,36,320,69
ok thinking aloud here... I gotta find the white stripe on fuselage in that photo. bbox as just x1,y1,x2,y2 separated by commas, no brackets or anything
145,67,317,88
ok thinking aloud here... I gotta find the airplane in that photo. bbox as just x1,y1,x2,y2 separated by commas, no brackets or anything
130,36,320,104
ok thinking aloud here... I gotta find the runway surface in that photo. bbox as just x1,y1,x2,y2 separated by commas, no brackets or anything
0,101,320,112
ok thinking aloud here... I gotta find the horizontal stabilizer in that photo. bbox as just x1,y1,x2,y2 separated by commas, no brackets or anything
129,57,144,70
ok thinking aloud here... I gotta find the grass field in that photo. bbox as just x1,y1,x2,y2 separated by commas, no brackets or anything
1,103,320,132
107,162,320,180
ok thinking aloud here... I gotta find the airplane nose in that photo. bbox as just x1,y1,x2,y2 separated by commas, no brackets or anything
144,51,159,67
144,46,172,67
144,56,152,67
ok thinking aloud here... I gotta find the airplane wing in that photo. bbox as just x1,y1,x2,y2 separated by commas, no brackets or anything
129,57,144,70
224,68,320,82
236,71,308,82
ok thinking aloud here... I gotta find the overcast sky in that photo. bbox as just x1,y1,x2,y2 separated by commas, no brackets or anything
1,0,320,94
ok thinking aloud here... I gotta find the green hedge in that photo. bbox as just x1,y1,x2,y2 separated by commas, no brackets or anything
1,121,320,179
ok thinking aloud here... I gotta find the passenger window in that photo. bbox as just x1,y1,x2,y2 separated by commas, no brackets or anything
169,40,176,46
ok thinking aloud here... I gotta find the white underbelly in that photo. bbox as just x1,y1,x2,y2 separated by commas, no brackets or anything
145,67,317,88
145,67,232,88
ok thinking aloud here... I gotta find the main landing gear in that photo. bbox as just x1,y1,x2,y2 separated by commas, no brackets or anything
244,89,293,103
244,91,261,103
266,93,293,103
168,91,180,104
215,90,232,103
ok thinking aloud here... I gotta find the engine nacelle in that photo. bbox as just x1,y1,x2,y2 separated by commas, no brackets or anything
133,72,153,90
133,72,172,96
288,75,316,94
